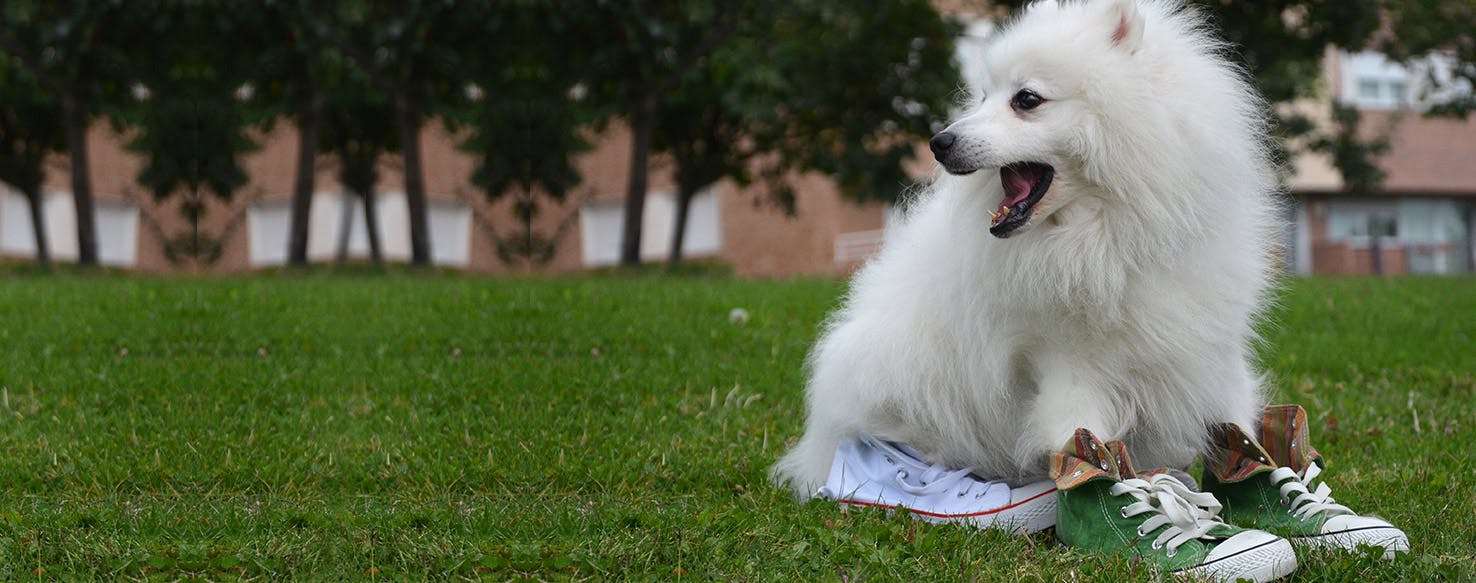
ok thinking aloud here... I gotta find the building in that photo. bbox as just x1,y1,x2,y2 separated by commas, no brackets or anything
1286,51,1476,275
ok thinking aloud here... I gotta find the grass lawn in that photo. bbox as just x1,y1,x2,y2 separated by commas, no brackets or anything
0,274,1472,580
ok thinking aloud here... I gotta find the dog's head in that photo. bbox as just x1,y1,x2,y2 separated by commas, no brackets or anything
931,0,1156,239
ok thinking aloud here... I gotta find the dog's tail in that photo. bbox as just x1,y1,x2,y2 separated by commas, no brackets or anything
769,429,841,500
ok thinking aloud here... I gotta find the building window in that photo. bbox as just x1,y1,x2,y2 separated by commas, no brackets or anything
1327,202,1398,240
1341,52,1412,110
1358,78,1381,100
1367,214,1398,238
1388,81,1407,103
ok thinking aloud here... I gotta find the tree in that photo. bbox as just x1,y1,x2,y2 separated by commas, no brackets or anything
1383,1,1476,119
0,0,132,267
585,2,750,267
120,0,264,266
319,69,397,267
257,1,332,268
653,0,960,266
453,1,597,267
0,59,63,267
306,0,469,267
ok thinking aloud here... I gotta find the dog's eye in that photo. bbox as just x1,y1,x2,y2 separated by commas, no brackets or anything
1011,89,1045,112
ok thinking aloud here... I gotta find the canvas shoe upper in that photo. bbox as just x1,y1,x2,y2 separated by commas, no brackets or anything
815,433,1058,534
1201,405,1410,558
1052,429,1298,582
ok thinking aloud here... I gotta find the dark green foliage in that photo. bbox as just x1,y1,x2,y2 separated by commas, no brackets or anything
117,1,267,265
303,0,473,267
1382,0,1476,119
124,3,259,203
452,1,597,267
747,0,960,208
0,61,61,198
0,0,136,266
319,65,397,266
0,58,63,264
583,0,959,266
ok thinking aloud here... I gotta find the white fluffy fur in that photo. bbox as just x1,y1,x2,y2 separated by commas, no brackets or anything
773,0,1281,497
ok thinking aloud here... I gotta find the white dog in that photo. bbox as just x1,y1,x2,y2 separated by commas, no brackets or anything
774,0,1280,497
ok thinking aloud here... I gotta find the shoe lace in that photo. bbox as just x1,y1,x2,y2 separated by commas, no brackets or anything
893,464,983,497
1110,473,1229,556
1271,464,1353,520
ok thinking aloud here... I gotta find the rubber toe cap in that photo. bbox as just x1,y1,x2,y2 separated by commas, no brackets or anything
1193,530,1298,582
1317,515,1409,557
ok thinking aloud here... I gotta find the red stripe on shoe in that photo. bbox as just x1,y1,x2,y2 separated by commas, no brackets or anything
836,487,1057,519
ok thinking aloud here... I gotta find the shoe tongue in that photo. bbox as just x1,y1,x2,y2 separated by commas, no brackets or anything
867,435,935,473
1049,428,1122,490
890,440,928,462
1259,404,1322,473
1205,422,1277,483
1104,440,1139,479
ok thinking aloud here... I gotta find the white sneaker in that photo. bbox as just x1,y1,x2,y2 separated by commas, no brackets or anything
815,433,1057,534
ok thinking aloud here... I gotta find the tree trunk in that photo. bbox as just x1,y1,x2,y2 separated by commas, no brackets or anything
395,97,431,267
23,189,50,267
335,195,354,264
667,183,697,268
287,95,321,267
363,192,383,266
620,97,656,267
62,96,98,267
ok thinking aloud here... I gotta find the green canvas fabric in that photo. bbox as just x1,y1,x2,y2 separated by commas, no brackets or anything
1201,406,1331,537
1052,429,1245,571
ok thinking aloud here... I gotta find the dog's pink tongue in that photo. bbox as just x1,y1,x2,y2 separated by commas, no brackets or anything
1000,165,1036,209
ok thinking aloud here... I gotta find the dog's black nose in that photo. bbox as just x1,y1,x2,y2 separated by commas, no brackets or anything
929,132,957,157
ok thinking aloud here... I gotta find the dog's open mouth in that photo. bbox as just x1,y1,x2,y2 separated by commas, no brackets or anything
991,162,1054,238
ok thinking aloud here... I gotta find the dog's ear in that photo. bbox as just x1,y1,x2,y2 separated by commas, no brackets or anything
1101,0,1144,51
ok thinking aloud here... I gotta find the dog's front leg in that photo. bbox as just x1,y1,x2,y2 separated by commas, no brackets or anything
1012,353,1133,475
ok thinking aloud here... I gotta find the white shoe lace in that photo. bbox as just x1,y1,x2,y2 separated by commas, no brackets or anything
893,464,986,498
1111,473,1230,556
1271,464,1353,520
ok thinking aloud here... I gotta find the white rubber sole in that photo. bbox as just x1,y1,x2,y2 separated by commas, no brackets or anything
1295,526,1410,559
836,481,1058,534
1178,536,1298,582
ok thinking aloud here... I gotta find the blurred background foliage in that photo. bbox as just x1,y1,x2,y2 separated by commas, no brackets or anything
0,0,1472,269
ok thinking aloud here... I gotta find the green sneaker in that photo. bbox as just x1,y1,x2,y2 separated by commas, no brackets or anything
1202,405,1410,558
1051,429,1297,582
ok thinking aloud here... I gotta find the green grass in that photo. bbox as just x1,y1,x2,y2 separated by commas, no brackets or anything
0,274,1472,580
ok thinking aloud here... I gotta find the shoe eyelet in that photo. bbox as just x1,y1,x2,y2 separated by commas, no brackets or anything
1150,540,1160,549
896,470,909,480
1119,508,1129,518
1166,548,1177,558
1137,527,1147,536
885,456,895,464
1279,498,1289,506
